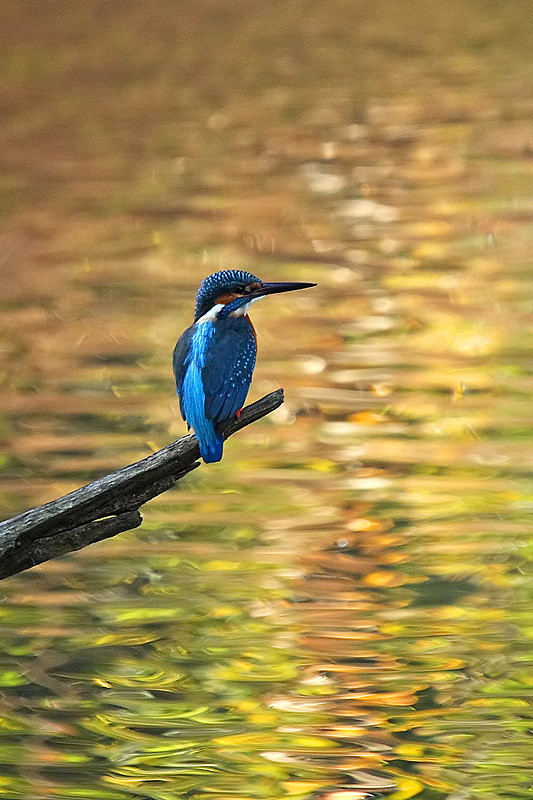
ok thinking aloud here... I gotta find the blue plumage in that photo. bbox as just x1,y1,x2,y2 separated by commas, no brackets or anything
194,269,261,321
173,314,256,462
173,270,315,463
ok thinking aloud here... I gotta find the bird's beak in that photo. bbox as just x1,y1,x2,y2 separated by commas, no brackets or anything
250,281,317,299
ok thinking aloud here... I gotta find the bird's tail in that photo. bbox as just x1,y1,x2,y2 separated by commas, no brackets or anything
180,363,224,462
196,421,223,463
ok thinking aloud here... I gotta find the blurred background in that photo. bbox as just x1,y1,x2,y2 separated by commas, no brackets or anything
0,2,532,798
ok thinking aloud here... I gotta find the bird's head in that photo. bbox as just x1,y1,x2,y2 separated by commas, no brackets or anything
194,269,316,322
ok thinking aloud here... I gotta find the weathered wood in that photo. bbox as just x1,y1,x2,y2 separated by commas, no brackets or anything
0,389,284,580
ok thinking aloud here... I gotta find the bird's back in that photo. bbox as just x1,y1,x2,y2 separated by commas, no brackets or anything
173,314,257,462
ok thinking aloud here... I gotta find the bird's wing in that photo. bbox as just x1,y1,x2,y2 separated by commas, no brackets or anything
172,324,195,421
202,319,257,423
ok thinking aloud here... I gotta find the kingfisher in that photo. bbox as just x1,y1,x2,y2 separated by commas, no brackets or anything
173,269,316,463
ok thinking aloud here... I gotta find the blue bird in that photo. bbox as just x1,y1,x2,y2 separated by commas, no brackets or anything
173,269,316,462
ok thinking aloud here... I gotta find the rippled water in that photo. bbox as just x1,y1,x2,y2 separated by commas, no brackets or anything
1,3,532,798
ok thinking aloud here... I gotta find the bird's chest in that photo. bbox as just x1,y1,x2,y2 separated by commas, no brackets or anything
190,316,255,367
214,314,255,342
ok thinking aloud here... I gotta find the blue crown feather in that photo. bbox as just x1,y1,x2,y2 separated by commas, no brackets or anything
194,269,261,321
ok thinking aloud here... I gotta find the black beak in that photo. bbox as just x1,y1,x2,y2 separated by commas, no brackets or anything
250,281,317,299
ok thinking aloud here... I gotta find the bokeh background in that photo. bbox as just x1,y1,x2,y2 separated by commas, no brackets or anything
1,2,532,798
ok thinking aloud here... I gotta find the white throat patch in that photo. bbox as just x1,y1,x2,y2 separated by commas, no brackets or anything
196,303,224,324
197,297,261,323
230,297,260,317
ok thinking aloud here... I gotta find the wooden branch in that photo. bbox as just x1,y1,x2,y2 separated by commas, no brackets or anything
0,389,284,580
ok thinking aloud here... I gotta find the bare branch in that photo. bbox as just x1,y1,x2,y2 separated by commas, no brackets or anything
0,389,284,580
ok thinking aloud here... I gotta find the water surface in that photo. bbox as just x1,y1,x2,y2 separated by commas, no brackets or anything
1,3,532,798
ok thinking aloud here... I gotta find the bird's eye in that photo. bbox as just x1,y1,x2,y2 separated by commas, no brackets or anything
243,282,261,294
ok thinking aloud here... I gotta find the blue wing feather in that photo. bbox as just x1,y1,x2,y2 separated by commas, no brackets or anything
172,325,195,421
172,316,256,463
202,318,256,422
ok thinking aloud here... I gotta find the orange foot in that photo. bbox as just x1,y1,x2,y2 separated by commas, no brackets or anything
235,408,243,419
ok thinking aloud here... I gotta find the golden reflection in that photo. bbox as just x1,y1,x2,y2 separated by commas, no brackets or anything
0,1,532,799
